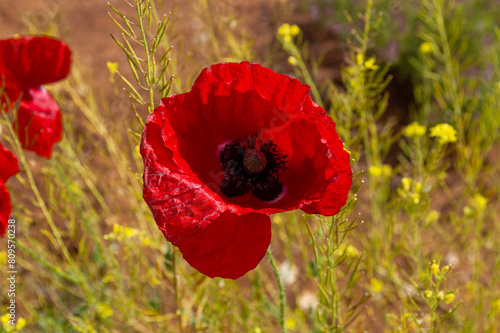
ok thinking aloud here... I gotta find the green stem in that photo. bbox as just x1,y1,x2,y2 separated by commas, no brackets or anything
267,248,287,333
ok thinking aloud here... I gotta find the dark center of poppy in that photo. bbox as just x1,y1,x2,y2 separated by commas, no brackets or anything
243,149,267,175
218,134,288,203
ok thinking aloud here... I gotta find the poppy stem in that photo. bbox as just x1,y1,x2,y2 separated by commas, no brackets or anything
266,248,287,333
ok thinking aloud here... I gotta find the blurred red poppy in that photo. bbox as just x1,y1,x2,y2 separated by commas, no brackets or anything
15,88,63,158
141,62,352,279
0,142,19,237
0,36,71,157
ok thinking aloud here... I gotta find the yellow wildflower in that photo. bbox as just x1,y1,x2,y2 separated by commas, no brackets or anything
285,317,296,329
356,53,364,66
364,57,379,70
370,278,383,294
424,290,433,298
0,251,6,266
444,293,455,304
473,194,487,211
16,318,26,331
430,123,458,144
288,56,298,66
107,61,118,82
430,261,440,276
425,210,440,225
96,303,113,319
368,165,382,177
419,42,433,54
437,291,445,301
382,164,392,177
403,121,426,138
277,23,300,42
401,177,412,192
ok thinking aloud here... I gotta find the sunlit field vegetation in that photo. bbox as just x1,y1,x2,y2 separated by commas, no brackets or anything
1,0,500,332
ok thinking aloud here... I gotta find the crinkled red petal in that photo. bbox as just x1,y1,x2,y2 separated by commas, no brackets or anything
300,102,353,215
0,142,19,183
168,211,271,279
0,36,71,92
15,88,62,158
0,181,12,237
193,62,311,115
141,106,272,278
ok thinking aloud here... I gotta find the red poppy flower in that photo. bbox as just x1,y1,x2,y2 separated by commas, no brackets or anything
141,62,352,279
15,88,63,158
0,142,19,237
0,36,71,157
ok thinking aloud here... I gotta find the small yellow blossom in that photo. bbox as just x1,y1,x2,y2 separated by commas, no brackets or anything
0,251,7,266
444,293,455,304
345,244,360,257
430,123,458,144
288,56,298,66
107,61,118,82
369,164,392,178
277,23,300,42
285,317,296,329
253,328,262,333
335,243,360,257
382,164,392,177
424,290,433,298
364,57,379,70
1,314,10,327
411,193,420,204
16,318,26,331
289,24,300,37
368,165,382,177
403,121,426,138
491,298,500,312
425,210,440,225
441,265,450,274
370,278,383,294
419,42,433,54
102,273,115,283
401,177,412,192
142,237,151,246
430,261,440,276
96,303,113,319
473,194,487,211
356,53,364,66
437,291,445,301
272,215,283,225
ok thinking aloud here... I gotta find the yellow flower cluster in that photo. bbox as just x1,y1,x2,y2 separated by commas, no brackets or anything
430,123,457,144
398,177,422,204
403,121,426,138
356,53,379,70
96,303,114,319
277,23,300,43
104,224,151,246
334,243,360,258
368,164,392,178
1,314,26,332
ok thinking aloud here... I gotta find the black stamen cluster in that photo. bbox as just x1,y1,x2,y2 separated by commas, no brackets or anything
219,134,288,202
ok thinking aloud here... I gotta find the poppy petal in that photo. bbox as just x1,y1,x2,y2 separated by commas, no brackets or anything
0,142,19,183
142,109,271,278
300,102,353,215
15,88,62,158
168,211,271,279
0,36,71,92
0,181,12,237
